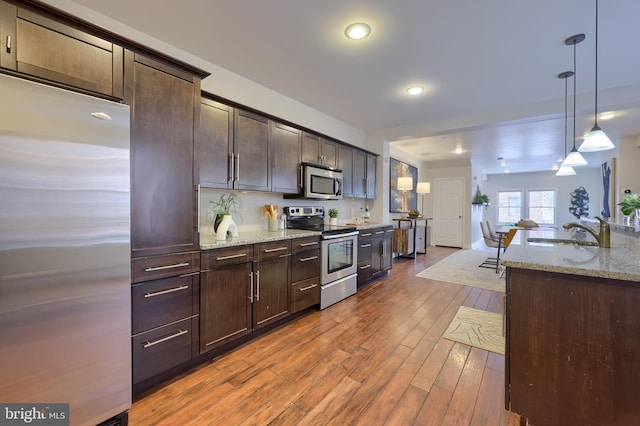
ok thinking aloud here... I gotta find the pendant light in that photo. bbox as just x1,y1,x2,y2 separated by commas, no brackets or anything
561,34,588,168
579,0,615,152
556,71,576,176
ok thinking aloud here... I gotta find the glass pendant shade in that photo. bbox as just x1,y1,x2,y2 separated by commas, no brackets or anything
561,147,588,167
579,124,615,152
556,165,576,176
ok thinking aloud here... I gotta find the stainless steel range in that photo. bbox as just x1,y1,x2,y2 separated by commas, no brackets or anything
284,206,358,309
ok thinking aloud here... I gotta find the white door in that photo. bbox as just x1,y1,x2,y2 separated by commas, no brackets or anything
432,177,464,248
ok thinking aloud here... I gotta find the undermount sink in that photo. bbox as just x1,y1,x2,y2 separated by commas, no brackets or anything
526,237,599,247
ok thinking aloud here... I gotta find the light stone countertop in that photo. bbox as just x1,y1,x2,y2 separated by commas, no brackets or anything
501,229,640,282
200,222,395,250
200,229,321,250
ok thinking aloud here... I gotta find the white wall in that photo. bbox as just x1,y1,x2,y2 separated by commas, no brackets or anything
618,136,640,200
481,168,602,230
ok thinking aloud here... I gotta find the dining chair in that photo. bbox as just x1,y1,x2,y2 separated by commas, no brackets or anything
479,222,502,269
486,221,498,238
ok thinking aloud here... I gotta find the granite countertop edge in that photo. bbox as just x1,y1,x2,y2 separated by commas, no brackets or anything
502,242,640,282
200,229,321,250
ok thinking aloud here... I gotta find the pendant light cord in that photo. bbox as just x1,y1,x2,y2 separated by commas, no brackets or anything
564,74,569,157
573,41,577,150
594,0,599,126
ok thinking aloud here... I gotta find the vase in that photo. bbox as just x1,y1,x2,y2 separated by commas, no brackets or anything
268,218,278,232
329,217,338,226
216,214,238,241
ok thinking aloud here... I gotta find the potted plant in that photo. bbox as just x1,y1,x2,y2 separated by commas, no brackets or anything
328,208,339,225
617,193,640,219
209,192,242,231
472,185,490,205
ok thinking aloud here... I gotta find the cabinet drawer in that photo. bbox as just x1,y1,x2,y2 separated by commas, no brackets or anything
201,245,253,270
254,240,291,261
291,277,320,313
132,251,200,283
291,249,320,283
132,274,199,335
358,239,373,263
357,260,373,284
292,236,320,253
132,317,195,384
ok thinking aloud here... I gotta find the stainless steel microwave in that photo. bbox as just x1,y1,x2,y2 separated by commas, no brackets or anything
303,163,343,200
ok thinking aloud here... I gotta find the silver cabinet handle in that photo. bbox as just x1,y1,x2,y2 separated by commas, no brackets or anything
279,253,292,258
360,243,372,248
299,241,318,247
6,35,11,53
143,329,188,348
249,271,254,302
360,264,372,270
229,153,234,182
375,231,385,235
196,184,201,233
298,283,318,292
299,165,303,189
298,256,318,262
235,153,240,181
216,253,247,261
264,246,288,253
255,270,260,301
144,285,189,298
360,233,372,237
144,262,189,272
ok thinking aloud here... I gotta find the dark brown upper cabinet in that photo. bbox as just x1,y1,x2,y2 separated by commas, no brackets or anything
302,132,338,169
338,145,355,198
199,97,270,191
271,121,302,194
125,51,201,257
0,1,123,98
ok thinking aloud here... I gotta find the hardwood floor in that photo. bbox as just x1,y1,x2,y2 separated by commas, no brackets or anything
130,246,522,425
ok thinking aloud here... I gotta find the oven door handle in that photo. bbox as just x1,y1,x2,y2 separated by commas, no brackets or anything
322,231,360,240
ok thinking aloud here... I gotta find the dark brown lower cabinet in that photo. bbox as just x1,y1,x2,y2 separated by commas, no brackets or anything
200,245,253,353
200,241,292,353
131,272,199,386
358,226,393,286
505,267,640,426
253,255,290,328
290,236,320,312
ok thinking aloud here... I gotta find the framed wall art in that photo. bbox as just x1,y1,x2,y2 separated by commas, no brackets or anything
389,157,418,213
600,157,616,220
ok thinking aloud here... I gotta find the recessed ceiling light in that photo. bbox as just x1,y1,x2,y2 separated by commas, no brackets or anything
345,23,371,40
599,111,615,120
406,86,424,96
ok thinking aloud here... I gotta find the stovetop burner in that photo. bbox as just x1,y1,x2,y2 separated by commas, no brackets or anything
284,206,357,236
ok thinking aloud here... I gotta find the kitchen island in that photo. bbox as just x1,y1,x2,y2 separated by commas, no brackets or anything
501,228,640,426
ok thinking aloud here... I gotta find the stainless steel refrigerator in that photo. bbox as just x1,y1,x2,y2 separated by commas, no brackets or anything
0,73,132,425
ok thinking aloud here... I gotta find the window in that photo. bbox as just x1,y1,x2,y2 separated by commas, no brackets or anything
528,189,556,225
497,190,522,224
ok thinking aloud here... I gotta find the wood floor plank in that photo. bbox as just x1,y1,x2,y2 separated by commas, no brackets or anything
442,347,489,425
471,362,506,426
128,246,521,426
385,385,429,425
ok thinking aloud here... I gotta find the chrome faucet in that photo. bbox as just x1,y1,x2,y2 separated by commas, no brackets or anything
562,216,610,248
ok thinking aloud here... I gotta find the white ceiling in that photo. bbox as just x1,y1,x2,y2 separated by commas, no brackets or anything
65,0,640,175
